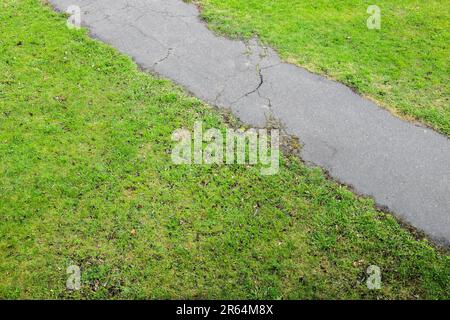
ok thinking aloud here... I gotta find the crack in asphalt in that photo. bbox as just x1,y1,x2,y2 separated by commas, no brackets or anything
229,66,264,107
153,48,174,68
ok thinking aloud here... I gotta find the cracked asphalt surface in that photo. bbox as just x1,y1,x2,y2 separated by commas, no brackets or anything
49,0,450,244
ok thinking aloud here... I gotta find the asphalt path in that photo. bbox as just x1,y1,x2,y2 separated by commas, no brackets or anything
49,0,450,244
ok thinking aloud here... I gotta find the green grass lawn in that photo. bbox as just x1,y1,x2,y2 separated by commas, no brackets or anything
0,0,449,299
195,0,450,136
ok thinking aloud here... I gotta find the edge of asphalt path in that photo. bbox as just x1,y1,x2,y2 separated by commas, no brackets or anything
47,0,450,246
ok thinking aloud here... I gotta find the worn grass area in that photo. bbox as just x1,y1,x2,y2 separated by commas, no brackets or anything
0,0,449,299
195,0,450,136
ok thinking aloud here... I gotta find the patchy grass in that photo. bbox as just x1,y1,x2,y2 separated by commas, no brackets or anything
196,0,450,136
0,0,449,299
